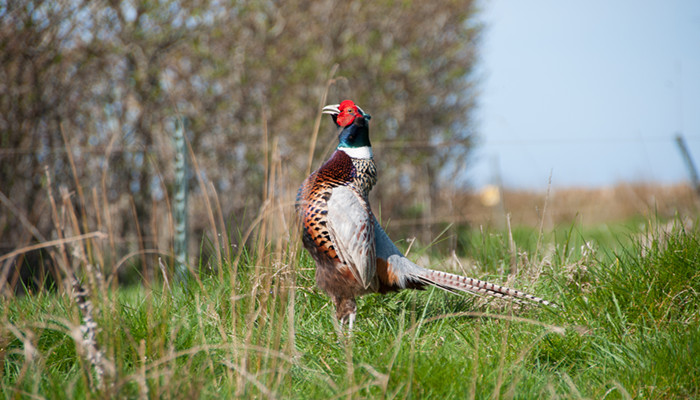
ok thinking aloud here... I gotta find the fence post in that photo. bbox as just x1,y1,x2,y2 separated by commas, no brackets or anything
675,133,700,197
173,117,189,284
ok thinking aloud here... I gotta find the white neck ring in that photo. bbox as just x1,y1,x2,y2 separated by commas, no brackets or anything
339,146,373,159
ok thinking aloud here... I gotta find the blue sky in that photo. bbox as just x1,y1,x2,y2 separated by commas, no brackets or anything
469,0,700,189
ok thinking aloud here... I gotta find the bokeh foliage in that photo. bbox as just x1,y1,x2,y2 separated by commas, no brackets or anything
0,0,479,278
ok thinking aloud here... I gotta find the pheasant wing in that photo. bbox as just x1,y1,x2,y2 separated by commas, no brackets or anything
326,186,376,289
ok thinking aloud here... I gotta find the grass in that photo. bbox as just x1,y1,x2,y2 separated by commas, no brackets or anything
2,216,699,399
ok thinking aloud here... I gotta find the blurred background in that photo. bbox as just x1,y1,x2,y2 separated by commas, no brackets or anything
1,0,698,291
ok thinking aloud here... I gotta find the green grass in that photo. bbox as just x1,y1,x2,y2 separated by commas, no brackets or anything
2,218,699,399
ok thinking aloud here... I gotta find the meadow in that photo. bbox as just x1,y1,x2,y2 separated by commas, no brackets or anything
2,208,699,399
4,2,698,398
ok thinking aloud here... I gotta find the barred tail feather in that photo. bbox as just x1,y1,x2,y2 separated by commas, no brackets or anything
414,269,558,308
412,275,529,305
373,216,557,308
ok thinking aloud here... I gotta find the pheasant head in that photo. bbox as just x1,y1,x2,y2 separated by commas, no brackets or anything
322,100,372,159
322,99,371,127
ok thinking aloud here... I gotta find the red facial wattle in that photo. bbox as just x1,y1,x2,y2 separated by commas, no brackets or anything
336,100,360,127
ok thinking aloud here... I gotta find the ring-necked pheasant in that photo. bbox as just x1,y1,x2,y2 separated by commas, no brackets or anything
296,100,556,329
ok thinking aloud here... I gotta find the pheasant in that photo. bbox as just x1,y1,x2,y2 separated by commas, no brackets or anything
296,100,556,329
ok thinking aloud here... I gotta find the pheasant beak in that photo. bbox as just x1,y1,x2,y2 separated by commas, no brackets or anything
322,104,340,115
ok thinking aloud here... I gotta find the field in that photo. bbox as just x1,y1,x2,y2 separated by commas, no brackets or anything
4,2,699,398
2,184,699,399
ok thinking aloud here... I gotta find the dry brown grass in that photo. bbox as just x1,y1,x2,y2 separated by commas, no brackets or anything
441,182,699,228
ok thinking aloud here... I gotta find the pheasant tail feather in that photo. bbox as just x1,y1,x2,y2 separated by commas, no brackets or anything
410,269,558,308
375,217,557,308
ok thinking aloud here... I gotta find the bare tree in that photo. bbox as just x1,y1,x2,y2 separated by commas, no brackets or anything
0,0,480,287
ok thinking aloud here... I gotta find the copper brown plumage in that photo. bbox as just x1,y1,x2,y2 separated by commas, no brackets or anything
297,150,355,264
296,99,557,330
